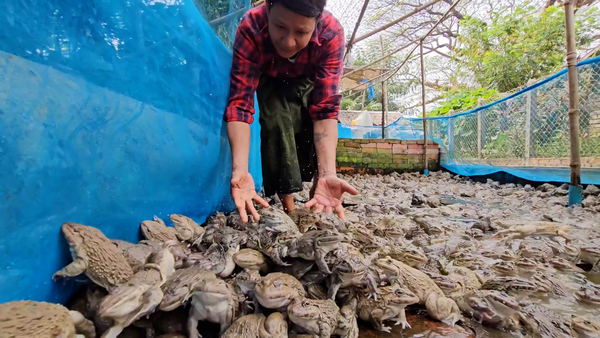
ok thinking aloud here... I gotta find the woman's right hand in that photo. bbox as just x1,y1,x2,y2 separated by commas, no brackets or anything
230,171,269,222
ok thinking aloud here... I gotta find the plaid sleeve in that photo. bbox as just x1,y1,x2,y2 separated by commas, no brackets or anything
309,28,345,121
224,16,261,124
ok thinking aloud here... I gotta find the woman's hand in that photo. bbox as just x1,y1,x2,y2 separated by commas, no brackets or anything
305,173,358,220
231,172,269,222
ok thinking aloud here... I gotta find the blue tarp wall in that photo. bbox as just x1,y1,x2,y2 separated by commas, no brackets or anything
0,0,261,304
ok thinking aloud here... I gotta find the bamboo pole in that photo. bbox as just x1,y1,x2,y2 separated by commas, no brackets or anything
380,36,388,139
420,40,428,176
352,0,442,45
564,0,582,206
344,0,370,62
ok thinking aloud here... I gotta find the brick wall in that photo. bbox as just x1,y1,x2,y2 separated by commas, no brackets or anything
336,139,440,175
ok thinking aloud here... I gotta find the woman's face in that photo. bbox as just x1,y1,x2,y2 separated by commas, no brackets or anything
267,4,317,59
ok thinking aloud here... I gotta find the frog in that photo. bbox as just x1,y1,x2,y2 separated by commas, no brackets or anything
336,300,360,338
228,268,263,314
455,290,522,331
518,302,572,338
441,264,483,299
141,216,181,242
451,251,486,270
493,221,571,242
188,277,244,337
277,258,316,280
575,284,600,305
389,245,428,269
499,249,519,262
492,261,518,276
159,266,219,311
356,284,419,332
254,272,307,310
578,246,600,269
288,208,320,233
98,246,176,338
233,248,269,273
259,207,301,234
515,258,538,278
169,214,205,247
287,298,341,338
0,300,96,338
287,230,345,275
327,244,380,301
531,271,570,298
183,243,239,278
375,256,462,326
481,276,538,300
111,239,157,273
549,257,585,273
571,315,600,337
518,239,555,261
53,222,134,291
221,313,288,338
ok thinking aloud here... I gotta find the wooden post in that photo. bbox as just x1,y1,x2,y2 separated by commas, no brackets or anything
477,98,484,160
420,40,428,175
380,36,388,139
525,91,531,166
361,89,366,111
564,0,582,206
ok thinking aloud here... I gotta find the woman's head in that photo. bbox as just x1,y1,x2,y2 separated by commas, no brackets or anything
266,0,327,58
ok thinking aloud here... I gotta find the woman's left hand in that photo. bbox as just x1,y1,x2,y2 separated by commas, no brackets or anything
305,174,358,220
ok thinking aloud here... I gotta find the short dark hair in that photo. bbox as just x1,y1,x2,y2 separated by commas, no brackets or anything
268,0,326,18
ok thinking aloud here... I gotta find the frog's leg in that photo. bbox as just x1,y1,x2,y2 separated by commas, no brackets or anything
187,303,204,338
393,308,411,329
53,258,87,280
370,309,392,333
70,310,96,338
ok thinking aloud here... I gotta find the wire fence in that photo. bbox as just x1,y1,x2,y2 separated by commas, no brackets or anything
341,56,600,171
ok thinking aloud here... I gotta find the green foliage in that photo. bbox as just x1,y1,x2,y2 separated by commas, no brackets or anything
340,98,356,110
428,88,500,117
455,5,600,92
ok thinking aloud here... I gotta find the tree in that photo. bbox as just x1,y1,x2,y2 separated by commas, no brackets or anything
455,4,600,92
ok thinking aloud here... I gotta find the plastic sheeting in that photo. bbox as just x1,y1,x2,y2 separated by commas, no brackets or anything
338,56,600,184
0,0,261,304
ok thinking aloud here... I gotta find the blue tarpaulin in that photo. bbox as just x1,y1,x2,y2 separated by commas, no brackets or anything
0,0,261,304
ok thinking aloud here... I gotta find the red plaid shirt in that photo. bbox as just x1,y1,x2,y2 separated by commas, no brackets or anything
224,4,345,124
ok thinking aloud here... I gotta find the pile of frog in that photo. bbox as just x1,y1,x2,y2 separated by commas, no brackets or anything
3,171,600,338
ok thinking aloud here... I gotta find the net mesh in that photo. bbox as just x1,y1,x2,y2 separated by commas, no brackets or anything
339,56,600,183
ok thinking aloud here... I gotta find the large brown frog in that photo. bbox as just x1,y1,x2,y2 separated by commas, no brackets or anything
254,272,307,310
188,277,244,337
221,313,288,338
455,290,522,331
0,300,96,338
375,256,462,326
288,297,358,338
357,284,419,333
98,247,175,338
54,222,134,291
287,230,345,274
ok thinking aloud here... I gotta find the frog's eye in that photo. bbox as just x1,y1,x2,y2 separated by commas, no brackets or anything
273,281,282,289
302,300,310,307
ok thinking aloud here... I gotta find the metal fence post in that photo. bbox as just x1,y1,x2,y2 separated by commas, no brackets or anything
477,98,485,160
448,109,455,156
525,91,532,166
